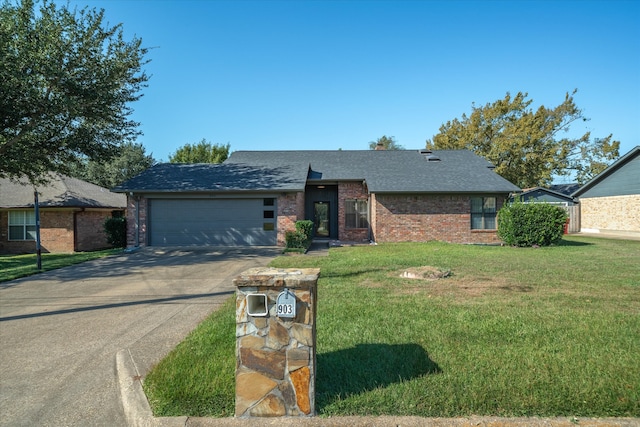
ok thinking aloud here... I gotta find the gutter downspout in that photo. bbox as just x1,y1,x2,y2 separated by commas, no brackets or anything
135,195,140,247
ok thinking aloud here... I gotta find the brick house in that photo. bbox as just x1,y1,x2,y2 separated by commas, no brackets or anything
571,146,640,238
0,174,126,254
113,149,520,248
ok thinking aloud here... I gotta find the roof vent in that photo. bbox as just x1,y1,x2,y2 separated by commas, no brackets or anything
419,149,440,161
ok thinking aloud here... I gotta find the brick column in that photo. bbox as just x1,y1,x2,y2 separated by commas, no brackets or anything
234,268,319,417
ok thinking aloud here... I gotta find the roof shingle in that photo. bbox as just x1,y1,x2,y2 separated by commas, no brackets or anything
0,174,126,209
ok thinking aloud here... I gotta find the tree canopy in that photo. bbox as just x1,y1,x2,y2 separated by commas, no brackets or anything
0,0,149,184
67,141,156,189
426,91,620,187
369,135,403,150
169,139,230,163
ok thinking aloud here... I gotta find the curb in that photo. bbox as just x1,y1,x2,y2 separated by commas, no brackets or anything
116,349,187,427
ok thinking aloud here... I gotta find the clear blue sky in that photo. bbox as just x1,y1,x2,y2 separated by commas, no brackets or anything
62,0,639,169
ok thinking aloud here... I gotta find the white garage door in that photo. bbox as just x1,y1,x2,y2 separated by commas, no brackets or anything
148,198,276,246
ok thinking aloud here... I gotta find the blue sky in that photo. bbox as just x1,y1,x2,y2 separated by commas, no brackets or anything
61,0,639,171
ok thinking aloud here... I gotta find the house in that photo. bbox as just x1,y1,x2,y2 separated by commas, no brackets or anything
571,146,640,238
113,149,520,248
0,174,127,254
514,185,580,233
517,186,578,206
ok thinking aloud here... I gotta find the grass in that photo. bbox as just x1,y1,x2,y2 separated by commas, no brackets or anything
142,236,640,418
0,248,122,282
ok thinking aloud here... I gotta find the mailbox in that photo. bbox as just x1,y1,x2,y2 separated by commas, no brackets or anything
234,268,319,417
246,293,268,317
276,288,296,318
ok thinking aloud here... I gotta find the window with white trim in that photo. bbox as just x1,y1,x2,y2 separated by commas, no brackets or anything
470,197,497,230
345,200,369,229
9,210,37,241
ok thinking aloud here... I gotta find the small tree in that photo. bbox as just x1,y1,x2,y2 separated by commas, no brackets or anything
497,201,567,247
169,139,230,163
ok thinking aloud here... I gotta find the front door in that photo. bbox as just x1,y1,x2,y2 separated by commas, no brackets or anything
314,202,330,237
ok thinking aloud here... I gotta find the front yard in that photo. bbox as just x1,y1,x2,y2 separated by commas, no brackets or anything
0,249,122,282
144,236,639,418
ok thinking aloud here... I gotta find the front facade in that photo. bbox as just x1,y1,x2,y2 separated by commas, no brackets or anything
0,174,126,254
114,150,520,248
572,146,640,237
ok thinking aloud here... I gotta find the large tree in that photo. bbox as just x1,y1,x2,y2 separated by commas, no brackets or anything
68,141,156,189
426,91,620,187
369,135,403,150
169,139,230,163
0,0,149,184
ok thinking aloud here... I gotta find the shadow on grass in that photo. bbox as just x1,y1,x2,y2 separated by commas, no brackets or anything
557,238,594,247
316,343,441,409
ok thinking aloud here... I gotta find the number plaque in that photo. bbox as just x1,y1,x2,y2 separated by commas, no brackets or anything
276,289,296,318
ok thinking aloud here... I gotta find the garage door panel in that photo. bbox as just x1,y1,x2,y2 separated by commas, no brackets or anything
149,199,276,246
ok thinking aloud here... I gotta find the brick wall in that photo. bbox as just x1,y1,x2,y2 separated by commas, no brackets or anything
75,210,117,252
372,194,505,245
338,182,369,242
125,195,148,248
0,210,75,254
277,192,304,246
579,194,640,234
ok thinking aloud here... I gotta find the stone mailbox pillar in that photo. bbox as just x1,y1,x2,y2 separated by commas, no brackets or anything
234,267,319,418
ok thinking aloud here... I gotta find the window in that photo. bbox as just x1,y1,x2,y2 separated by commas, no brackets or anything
345,200,369,229
263,198,275,231
471,197,497,230
9,210,36,241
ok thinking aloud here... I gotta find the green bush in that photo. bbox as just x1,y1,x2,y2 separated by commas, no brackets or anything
497,202,567,247
295,220,314,240
285,230,308,249
103,217,126,248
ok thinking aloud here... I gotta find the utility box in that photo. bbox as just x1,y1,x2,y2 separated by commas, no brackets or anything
234,267,320,418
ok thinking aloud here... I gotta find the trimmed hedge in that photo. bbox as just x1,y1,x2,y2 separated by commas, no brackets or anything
497,202,567,247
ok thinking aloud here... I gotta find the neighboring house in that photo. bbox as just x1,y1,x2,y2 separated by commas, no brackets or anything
517,186,578,206
571,145,640,237
113,149,520,248
514,185,580,233
0,174,127,254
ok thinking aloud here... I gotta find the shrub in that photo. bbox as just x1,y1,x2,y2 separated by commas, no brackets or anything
295,220,314,241
284,220,315,250
104,217,126,248
497,202,567,247
285,230,308,249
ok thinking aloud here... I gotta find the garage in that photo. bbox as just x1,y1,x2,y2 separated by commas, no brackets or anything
148,198,276,246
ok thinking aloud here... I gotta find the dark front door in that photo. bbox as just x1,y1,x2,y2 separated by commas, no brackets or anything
314,202,330,237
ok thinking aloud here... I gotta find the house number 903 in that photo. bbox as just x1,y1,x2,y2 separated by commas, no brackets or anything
277,303,294,316
276,289,296,318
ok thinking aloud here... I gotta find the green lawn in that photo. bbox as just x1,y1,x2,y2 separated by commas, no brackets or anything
0,249,122,282
143,236,640,418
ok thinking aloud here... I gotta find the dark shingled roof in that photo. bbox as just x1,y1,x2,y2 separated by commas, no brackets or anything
0,173,126,209
114,150,520,194
227,150,520,193
112,162,309,193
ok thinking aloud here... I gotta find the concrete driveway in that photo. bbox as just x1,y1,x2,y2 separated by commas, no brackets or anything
0,247,278,427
